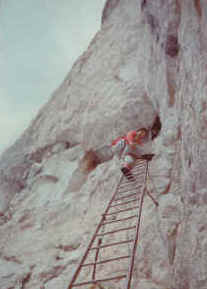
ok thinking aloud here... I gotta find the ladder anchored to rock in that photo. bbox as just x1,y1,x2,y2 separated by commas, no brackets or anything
68,159,158,289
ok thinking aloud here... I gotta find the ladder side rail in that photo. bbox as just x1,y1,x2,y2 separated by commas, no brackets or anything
105,206,139,216
103,215,137,225
97,225,136,237
91,239,134,250
73,275,127,287
125,160,148,289
92,238,102,280
83,255,130,267
67,174,124,289
115,193,137,201
110,199,138,207
118,187,142,194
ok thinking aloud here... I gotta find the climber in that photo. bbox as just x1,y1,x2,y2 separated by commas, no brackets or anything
111,128,154,180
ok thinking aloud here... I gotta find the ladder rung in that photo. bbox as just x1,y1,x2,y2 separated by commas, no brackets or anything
131,163,145,169
119,181,136,187
133,163,144,167
120,180,139,185
111,199,138,207
132,163,145,168
115,193,137,201
105,206,139,216
91,239,133,250
132,170,144,174
118,186,142,194
72,275,127,287
133,164,145,169
133,162,145,167
82,255,130,267
119,185,134,190
103,215,138,225
131,173,145,178
118,186,139,192
128,172,144,177
133,167,145,171
97,225,136,236
135,160,146,164
117,190,136,196
132,167,145,172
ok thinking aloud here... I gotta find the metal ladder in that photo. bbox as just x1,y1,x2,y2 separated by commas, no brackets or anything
67,159,158,289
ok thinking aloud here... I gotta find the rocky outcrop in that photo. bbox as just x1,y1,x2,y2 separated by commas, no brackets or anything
1,0,207,288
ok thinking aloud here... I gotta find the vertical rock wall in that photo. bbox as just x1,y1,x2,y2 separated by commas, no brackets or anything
0,0,207,288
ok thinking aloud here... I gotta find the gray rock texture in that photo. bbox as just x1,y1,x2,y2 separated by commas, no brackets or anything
1,0,207,288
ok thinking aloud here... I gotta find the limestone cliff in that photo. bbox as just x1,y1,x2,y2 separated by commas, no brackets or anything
1,0,207,288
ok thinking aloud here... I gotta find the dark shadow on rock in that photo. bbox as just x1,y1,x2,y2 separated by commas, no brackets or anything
67,146,113,192
151,115,162,140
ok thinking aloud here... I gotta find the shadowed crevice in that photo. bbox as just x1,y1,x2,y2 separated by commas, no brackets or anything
151,115,162,140
165,34,179,58
194,0,202,18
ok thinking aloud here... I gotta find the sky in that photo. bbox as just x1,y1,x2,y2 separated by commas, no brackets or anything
0,0,106,154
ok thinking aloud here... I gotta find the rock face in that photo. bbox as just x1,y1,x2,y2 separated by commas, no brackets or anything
1,0,207,288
